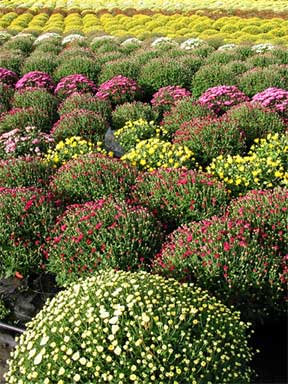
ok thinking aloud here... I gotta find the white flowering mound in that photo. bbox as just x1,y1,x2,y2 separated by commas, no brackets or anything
5,270,254,384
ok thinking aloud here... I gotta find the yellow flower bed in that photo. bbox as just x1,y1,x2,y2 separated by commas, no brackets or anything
1,0,288,13
1,11,288,45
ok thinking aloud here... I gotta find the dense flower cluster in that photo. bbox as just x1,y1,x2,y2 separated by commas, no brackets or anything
251,43,275,53
0,187,59,278
161,98,213,139
114,119,166,153
173,116,245,166
207,133,288,196
180,38,206,50
199,85,249,115
132,168,229,230
49,153,139,204
46,198,164,285
96,75,141,105
153,213,287,320
0,125,54,158
121,138,194,172
0,67,18,86
15,71,55,92
227,187,288,258
54,74,97,99
5,269,254,383
0,156,53,188
252,87,288,118
44,136,95,168
151,37,178,48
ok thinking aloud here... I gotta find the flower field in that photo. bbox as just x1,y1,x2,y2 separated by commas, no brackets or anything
0,0,287,383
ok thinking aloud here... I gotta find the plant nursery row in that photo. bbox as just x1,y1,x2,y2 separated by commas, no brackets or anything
0,4,287,383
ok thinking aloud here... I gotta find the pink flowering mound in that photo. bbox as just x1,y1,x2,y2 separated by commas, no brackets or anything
49,153,140,204
152,210,287,321
198,85,249,115
15,71,55,92
0,125,54,158
151,85,191,115
0,187,60,278
46,196,164,285
54,74,97,99
252,87,288,118
0,67,18,87
96,75,141,105
131,167,229,231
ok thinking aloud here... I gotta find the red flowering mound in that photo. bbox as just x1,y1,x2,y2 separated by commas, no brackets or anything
173,115,246,166
152,213,287,321
160,98,214,140
227,187,288,257
0,157,54,188
0,187,60,278
132,167,229,231
96,75,141,105
46,197,164,286
49,153,140,204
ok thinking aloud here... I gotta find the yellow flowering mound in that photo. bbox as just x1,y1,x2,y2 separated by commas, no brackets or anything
121,137,194,171
207,132,288,196
5,270,254,384
44,136,103,168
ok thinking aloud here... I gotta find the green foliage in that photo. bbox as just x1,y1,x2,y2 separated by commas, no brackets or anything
161,98,214,139
191,63,239,98
173,116,245,167
53,56,101,83
57,92,112,121
237,65,288,97
111,101,158,130
51,110,107,143
98,58,141,84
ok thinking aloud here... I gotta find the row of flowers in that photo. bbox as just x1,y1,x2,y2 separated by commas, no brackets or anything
1,11,288,44
1,0,287,12
0,159,286,320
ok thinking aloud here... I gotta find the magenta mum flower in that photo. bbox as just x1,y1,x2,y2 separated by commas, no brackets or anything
199,85,249,115
0,67,18,87
252,87,288,118
54,74,97,99
96,75,140,105
15,71,55,92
